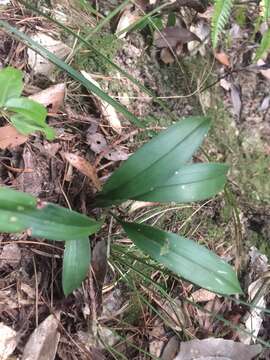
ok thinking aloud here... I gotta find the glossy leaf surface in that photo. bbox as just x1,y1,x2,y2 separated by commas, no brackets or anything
95,116,211,206
133,163,229,203
121,221,242,295
62,238,90,295
0,187,101,241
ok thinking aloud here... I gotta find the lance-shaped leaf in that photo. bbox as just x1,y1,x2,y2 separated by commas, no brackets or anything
5,97,55,140
62,238,90,295
121,221,242,295
0,187,102,241
95,116,211,207
133,163,229,203
0,66,23,106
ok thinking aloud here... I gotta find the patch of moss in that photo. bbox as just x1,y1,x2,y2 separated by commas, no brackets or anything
74,32,121,74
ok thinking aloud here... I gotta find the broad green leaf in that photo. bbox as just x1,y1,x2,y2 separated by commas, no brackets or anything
0,66,23,106
133,163,229,203
5,97,55,140
62,237,90,295
121,221,242,295
10,113,55,140
255,28,270,60
95,116,211,206
0,187,102,241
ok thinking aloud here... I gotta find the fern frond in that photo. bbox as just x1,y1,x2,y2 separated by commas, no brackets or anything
260,0,270,20
256,28,270,60
211,0,234,49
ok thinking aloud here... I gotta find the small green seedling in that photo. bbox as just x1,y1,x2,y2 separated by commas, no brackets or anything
0,67,55,139
0,113,242,296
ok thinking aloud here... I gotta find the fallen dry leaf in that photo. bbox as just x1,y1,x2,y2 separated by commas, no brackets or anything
64,153,101,191
188,20,209,57
149,319,166,358
215,52,230,67
104,148,129,161
87,132,129,161
154,26,201,49
259,95,270,111
230,83,242,119
0,323,17,360
173,338,262,360
220,78,231,91
177,0,207,13
196,297,223,332
190,288,216,303
129,201,158,213
198,5,214,20
29,83,66,113
116,7,141,39
81,71,122,134
28,33,70,77
22,314,60,360
161,336,179,360
160,48,175,64
87,133,108,153
0,243,21,269
257,59,270,80
0,125,28,149
16,147,43,196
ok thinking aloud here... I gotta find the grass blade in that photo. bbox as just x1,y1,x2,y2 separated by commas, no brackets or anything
0,19,144,127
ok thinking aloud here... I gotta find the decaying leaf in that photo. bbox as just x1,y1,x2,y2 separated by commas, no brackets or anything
161,336,180,360
129,200,158,213
177,0,207,13
0,243,21,269
0,323,17,360
190,288,216,303
220,78,231,91
215,52,230,67
257,59,270,80
91,239,108,316
160,48,175,64
87,132,129,161
239,278,267,344
230,84,242,119
173,338,262,360
77,326,120,349
0,125,28,149
16,147,44,196
28,33,70,76
29,83,66,113
198,5,214,20
188,20,210,56
22,314,60,360
154,26,201,49
149,319,166,358
116,7,141,39
81,71,122,134
64,153,101,191
239,247,268,344
87,133,108,154
259,95,270,111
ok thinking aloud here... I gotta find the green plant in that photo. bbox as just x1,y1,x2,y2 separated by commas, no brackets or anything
211,0,270,55
211,0,233,49
0,115,242,296
0,67,55,139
